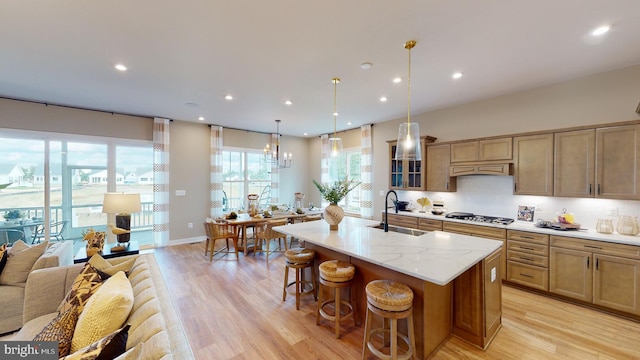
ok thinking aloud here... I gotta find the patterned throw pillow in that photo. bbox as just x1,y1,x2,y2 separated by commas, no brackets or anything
61,325,130,360
33,305,79,357
0,240,48,285
88,254,135,277
0,243,7,275
58,263,109,314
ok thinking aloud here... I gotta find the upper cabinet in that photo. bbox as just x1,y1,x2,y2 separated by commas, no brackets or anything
388,136,436,190
426,144,456,192
513,133,554,196
450,138,512,163
554,125,640,200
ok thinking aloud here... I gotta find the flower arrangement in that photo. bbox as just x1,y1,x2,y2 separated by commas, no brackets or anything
4,209,25,220
312,178,361,204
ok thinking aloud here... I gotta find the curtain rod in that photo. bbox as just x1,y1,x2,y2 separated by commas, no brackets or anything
1,96,158,120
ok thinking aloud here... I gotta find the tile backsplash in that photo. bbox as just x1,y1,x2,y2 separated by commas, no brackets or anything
401,175,640,231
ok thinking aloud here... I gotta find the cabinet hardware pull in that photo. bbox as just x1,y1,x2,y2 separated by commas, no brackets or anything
584,245,602,249
598,183,601,195
446,182,449,190
589,184,592,195
519,273,534,278
521,236,534,239
521,246,535,251
587,257,590,268
514,183,517,192
596,258,599,270
521,257,534,261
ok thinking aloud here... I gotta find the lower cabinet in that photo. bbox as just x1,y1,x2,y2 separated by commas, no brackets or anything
418,218,443,231
385,213,418,228
506,230,549,291
549,236,640,315
443,222,507,280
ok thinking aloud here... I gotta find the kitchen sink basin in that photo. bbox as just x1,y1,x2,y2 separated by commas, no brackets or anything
369,223,427,236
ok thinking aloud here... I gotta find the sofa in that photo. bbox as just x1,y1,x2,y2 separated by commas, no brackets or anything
0,240,74,335
9,253,194,359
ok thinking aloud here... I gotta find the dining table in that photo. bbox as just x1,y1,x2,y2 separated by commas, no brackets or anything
0,219,47,244
223,209,323,255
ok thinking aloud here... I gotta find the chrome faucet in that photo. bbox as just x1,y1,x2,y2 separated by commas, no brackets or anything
384,189,398,232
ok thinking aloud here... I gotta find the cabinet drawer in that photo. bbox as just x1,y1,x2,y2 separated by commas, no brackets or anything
386,214,418,229
443,222,506,240
507,261,549,291
550,235,640,260
507,230,549,245
508,239,549,256
418,218,442,231
507,250,549,267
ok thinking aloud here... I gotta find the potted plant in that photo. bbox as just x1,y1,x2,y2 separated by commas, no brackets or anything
313,178,360,230
3,209,25,224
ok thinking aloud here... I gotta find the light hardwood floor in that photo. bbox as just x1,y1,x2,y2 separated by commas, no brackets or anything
154,242,640,359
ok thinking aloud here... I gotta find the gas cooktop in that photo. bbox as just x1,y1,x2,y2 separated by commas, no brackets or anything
445,212,515,225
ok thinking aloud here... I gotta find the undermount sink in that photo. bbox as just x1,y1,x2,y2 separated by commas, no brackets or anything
369,223,427,236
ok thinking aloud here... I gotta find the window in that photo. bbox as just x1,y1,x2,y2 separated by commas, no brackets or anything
222,149,271,211
328,147,361,213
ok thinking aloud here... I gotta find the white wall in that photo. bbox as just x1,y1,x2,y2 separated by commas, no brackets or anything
371,64,640,229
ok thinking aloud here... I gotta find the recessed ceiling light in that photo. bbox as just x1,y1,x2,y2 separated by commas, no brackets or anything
333,112,339,116
591,25,611,36
198,116,205,121
303,132,308,136
224,95,233,100
393,77,402,83
452,72,463,79
114,64,127,71
360,62,373,70
380,96,388,102
285,100,292,105
347,122,352,125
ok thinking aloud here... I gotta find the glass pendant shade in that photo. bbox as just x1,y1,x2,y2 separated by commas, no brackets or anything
394,122,421,160
329,137,343,157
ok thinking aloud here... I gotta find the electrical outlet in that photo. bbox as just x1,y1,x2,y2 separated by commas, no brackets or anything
188,222,193,229
609,206,618,216
379,190,384,196
536,203,543,211
491,267,497,282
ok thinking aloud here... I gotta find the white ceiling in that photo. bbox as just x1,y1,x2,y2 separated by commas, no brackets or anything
1,1,640,137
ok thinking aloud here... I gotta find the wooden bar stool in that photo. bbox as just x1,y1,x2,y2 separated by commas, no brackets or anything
283,248,317,310
316,260,356,338
362,280,416,360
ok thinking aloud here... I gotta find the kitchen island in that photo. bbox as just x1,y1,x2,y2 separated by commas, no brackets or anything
275,216,503,358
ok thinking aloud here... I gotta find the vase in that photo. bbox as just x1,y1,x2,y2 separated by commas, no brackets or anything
323,203,344,231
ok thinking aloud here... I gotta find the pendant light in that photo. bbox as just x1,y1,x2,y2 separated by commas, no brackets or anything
329,77,343,157
394,40,421,161
263,119,292,168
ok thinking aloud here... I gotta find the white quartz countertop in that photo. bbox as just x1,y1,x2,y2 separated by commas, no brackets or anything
385,210,640,246
274,216,502,286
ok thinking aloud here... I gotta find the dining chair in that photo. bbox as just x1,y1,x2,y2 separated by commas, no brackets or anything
33,220,68,243
0,229,26,246
255,218,289,265
205,221,239,262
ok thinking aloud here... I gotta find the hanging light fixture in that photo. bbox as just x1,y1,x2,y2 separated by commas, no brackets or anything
263,119,292,168
329,77,343,157
394,40,421,161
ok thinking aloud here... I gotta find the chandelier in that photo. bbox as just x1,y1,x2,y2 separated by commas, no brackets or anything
264,119,292,168
394,40,422,161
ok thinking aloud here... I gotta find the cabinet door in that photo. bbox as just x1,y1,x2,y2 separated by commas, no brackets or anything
479,138,512,161
593,254,640,315
596,124,640,200
426,144,456,192
389,142,404,189
549,247,592,302
389,139,428,190
451,141,478,163
513,133,554,196
554,129,595,197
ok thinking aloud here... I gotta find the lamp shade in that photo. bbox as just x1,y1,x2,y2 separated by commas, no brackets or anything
394,122,422,160
102,193,141,214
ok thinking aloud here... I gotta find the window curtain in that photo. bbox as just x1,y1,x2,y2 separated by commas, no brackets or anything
153,118,170,247
360,124,374,219
270,133,280,206
210,126,224,218
320,134,330,208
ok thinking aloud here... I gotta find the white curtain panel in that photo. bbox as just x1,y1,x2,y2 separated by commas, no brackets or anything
270,133,279,205
153,118,170,247
360,124,374,219
320,134,330,208
210,126,224,218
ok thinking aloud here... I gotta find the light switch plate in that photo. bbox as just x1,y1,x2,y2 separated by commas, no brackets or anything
175,190,186,196
491,267,497,282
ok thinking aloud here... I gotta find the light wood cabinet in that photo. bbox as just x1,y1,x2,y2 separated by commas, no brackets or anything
549,235,640,315
596,124,640,200
513,133,554,196
388,136,435,190
554,129,596,197
443,222,507,280
450,138,512,163
506,230,549,291
426,144,456,192
384,213,418,229
418,218,442,231
555,125,640,199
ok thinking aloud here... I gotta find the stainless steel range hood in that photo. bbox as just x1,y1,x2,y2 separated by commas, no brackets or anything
449,163,513,177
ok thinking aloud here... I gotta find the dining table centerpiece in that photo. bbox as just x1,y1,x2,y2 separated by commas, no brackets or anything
313,178,360,231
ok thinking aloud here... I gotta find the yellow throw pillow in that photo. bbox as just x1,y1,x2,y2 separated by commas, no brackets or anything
88,254,135,277
71,271,134,353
